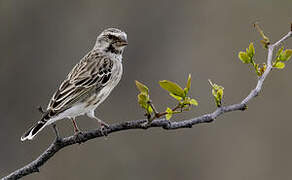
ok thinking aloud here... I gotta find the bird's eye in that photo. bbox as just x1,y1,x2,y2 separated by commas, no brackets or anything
108,35,115,40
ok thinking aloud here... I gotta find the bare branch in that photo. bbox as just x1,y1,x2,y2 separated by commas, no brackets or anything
2,29,292,180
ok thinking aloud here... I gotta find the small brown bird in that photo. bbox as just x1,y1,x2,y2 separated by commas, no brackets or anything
21,28,128,141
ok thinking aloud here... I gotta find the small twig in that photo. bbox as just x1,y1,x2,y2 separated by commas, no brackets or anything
254,23,270,47
147,100,159,117
146,100,183,122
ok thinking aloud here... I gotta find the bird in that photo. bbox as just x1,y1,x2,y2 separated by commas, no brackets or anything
21,28,128,141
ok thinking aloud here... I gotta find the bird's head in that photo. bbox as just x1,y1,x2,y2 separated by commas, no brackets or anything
94,28,128,55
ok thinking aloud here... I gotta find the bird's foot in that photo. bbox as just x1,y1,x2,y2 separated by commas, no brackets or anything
99,122,110,137
74,131,84,144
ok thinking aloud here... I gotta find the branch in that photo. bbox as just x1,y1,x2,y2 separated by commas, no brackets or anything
2,29,292,180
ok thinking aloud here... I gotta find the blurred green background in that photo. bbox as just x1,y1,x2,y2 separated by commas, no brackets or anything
0,0,292,179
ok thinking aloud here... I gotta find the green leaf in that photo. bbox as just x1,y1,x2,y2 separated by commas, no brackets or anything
215,98,221,107
165,107,173,120
278,49,292,62
209,79,224,107
282,49,292,61
186,74,191,90
273,62,285,69
215,87,224,107
135,80,149,94
279,53,286,61
146,104,153,114
166,107,173,114
159,80,185,97
209,80,218,97
137,93,148,107
276,47,284,60
137,93,153,115
247,42,255,58
238,52,251,64
165,113,172,120
217,88,223,100
138,93,147,102
183,88,188,97
189,99,198,106
169,93,183,101
209,79,223,91
212,89,216,97
254,63,261,76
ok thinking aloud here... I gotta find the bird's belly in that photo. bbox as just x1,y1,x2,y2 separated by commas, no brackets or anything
47,103,93,125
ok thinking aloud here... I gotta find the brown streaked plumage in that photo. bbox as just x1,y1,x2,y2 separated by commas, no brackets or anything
21,28,127,141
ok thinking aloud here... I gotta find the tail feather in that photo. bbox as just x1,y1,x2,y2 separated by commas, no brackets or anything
21,121,47,141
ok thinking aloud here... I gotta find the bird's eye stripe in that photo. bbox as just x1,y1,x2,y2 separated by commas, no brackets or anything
108,35,115,39
107,34,121,41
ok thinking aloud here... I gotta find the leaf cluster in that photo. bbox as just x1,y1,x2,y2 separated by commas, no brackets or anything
208,80,224,107
135,23,291,124
159,74,198,120
238,43,266,76
135,81,153,119
135,74,198,121
273,47,292,69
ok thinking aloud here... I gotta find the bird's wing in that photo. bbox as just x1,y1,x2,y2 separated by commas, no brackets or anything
44,51,114,119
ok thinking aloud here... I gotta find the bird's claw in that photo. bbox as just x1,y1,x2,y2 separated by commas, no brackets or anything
74,131,84,144
99,123,109,137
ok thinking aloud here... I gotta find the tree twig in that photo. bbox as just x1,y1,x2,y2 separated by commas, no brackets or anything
2,28,292,180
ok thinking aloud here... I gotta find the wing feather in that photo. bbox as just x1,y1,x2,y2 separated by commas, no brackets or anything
45,51,114,119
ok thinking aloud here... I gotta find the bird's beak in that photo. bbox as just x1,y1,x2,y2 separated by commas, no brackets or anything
117,35,128,46
118,39,128,46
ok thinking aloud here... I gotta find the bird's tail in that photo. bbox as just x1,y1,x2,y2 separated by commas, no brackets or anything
21,120,47,141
